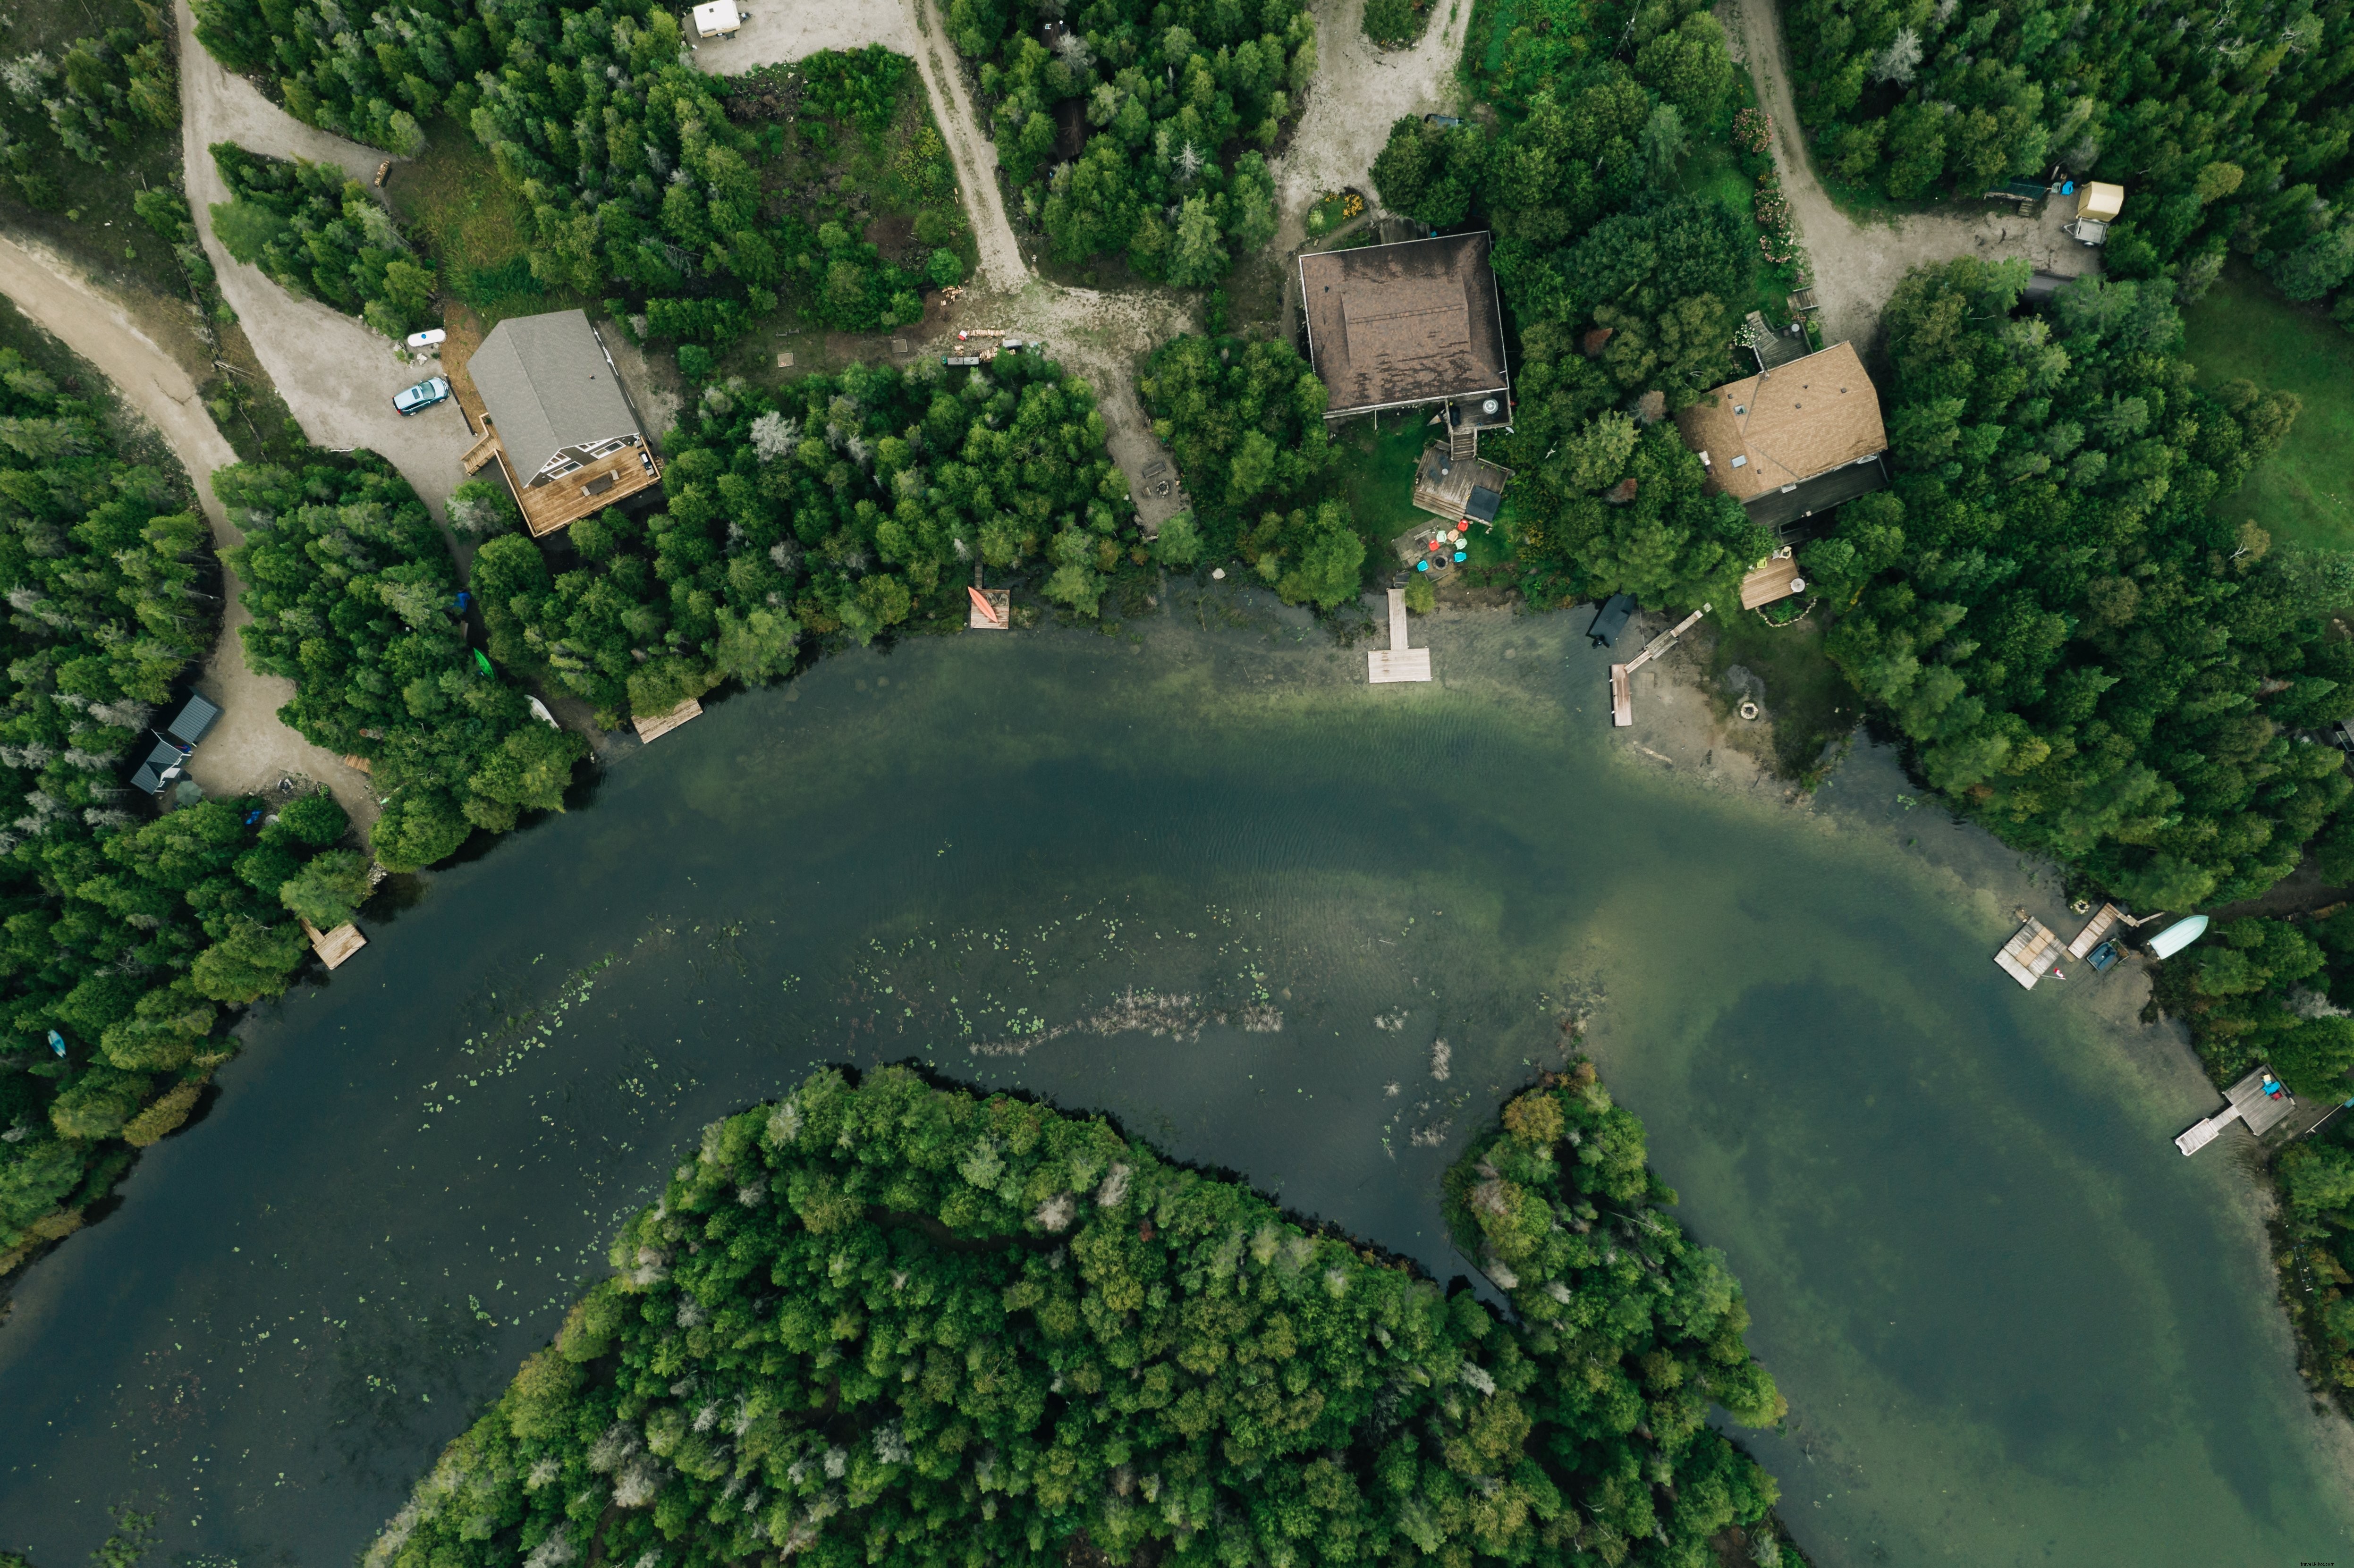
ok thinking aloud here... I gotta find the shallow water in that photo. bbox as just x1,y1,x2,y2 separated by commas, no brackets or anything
0,602,2346,1564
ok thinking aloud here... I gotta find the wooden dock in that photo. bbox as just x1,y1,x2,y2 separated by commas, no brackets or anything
1995,918,2062,988
2067,902,2121,960
300,918,367,969
634,696,703,742
2176,1065,2299,1155
1368,588,1432,683
1605,605,1704,727
967,586,1008,629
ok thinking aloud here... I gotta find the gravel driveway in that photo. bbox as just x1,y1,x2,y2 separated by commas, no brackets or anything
1273,0,1468,247
175,0,473,519
1726,0,2099,351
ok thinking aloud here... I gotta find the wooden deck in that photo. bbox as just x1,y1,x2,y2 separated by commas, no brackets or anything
1368,588,1433,683
1995,918,2062,988
2176,1065,2300,1155
515,440,663,537
968,587,1009,629
460,428,500,474
1410,445,1513,522
634,696,703,742
300,918,367,969
1609,663,1632,726
1740,551,1804,610
2067,902,2122,960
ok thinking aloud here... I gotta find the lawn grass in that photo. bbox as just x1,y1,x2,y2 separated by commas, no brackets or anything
1332,413,1443,572
387,118,562,324
1705,606,1856,777
2181,261,2354,553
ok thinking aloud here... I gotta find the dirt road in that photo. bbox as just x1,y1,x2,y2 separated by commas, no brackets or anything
174,0,473,519
0,232,377,823
1726,0,2097,351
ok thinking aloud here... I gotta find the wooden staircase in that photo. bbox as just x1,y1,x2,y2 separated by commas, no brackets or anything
460,426,501,475
1447,412,1477,460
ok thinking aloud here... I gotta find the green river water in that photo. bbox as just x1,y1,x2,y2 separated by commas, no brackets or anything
0,601,2346,1564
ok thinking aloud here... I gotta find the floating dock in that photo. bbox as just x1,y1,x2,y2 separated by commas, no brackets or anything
2176,1065,2299,1155
1368,589,1432,683
1609,663,1632,726
1995,917,2062,988
968,586,1008,629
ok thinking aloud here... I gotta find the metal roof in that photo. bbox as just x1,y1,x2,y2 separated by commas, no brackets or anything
166,693,219,748
468,310,641,481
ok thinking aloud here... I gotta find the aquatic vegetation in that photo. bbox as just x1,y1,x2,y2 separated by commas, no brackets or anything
369,1063,1788,1567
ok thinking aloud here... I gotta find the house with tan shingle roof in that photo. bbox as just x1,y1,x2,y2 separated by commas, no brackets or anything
1674,340,1889,535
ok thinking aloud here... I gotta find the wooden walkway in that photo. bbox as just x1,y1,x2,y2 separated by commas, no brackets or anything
1607,606,1705,728
1995,918,2062,988
2176,1066,2300,1155
1369,589,1432,683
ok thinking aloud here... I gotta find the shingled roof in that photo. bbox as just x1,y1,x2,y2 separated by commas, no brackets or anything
467,310,641,480
1673,341,1886,504
1298,233,1509,417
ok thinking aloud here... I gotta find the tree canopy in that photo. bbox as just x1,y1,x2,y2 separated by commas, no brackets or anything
208,144,438,340
0,346,363,1273
1801,258,2347,908
190,0,962,347
1784,0,2354,309
1365,0,1771,610
473,353,1140,727
221,452,589,871
368,1062,1788,1568
946,0,1301,280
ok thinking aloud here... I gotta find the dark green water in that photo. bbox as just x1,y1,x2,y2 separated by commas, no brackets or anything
0,604,2345,1564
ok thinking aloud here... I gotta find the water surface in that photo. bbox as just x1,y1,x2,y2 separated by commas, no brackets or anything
0,603,2344,1565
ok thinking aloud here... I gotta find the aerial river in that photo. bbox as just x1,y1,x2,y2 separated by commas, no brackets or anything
0,603,2346,1564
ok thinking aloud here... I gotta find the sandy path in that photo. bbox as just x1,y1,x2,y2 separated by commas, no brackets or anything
1727,0,2097,351
1273,0,1468,245
175,0,473,520
0,233,377,823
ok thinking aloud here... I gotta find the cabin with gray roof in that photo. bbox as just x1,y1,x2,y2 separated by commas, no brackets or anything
459,309,661,537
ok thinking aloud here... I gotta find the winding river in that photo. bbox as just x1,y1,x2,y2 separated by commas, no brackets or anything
0,602,2346,1564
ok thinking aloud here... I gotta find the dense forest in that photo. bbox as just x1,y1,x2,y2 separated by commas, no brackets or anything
208,145,439,341
1799,257,2346,908
945,0,1299,280
189,2,963,348
1367,0,1774,610
1783,0,2354,308
221,452,588,871
368,1062,1795,1568
470,353,1146,728
0,344,371,1274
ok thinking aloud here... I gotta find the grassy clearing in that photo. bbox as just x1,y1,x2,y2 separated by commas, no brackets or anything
385,118,563,325
2181,262,2354,553
1332,414,1441,568
1704,607,1855,777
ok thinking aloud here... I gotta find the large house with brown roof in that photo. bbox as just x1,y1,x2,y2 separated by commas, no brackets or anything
1674,340,1888,534
1298,233,1511,453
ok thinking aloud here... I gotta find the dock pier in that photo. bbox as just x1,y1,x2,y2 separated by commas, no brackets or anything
1369,589,1433,683
2176,1065,2298,1155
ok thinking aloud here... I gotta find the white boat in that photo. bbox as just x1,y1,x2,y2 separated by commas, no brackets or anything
2147,914,2210,960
